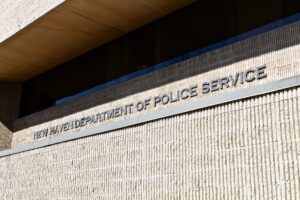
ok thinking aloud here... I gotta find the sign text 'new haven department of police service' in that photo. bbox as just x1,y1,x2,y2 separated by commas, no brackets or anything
33,65,267,140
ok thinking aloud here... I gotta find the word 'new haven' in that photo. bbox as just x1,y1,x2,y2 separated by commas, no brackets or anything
33,104,134,140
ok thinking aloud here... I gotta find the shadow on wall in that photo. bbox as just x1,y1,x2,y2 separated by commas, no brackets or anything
0,82,22,130
14,19,300,131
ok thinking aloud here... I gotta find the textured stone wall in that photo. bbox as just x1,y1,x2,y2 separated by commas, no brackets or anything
0,0,65,43
1,12,300,200
1,87,300,199
13,20,300,147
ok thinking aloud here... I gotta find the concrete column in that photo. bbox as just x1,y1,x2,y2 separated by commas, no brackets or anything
0,123,12,151
0,82,21,150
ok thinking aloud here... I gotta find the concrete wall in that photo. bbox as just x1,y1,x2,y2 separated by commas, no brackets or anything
0,0,65,43
1,19,300,199
1,88,300,199
0,82,21,150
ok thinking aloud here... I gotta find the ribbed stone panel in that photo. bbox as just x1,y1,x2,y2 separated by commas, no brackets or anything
0,87,299,199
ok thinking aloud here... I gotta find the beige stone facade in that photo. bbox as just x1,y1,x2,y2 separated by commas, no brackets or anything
1,88,299,199
1,18,300,199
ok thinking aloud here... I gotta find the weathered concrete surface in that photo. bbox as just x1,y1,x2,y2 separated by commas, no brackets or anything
0,0,65,43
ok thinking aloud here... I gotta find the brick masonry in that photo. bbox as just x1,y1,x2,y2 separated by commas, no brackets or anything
1,19,300,199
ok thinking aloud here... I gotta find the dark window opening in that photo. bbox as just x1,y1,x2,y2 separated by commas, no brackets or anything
19,0,300,117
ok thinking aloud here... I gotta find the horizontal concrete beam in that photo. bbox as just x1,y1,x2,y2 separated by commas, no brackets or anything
0,0,65,43
0,75,299,157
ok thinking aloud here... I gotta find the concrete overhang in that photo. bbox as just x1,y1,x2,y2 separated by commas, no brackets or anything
0,0,194,81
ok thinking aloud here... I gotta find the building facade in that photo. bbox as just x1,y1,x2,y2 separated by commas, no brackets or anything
0,0,300,199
